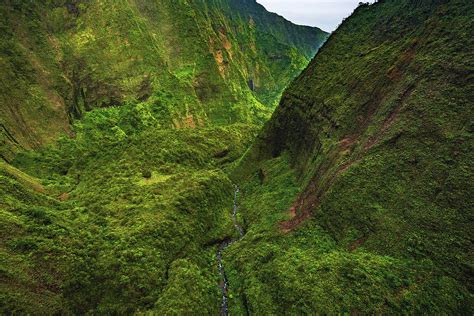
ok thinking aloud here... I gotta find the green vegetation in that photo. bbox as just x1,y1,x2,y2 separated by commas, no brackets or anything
0,5,326,310
231,0,473,313
2,0,329,311
1,0,472,314
0,0,327,160
1,102,258,313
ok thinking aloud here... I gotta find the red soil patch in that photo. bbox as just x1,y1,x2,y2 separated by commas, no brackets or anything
173,115,203,129
58,192,70,201
348,236,368,251
339,136,358,150
280,194,313,233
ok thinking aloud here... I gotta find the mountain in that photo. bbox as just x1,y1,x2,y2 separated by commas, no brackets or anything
1,0,472,314
0,0,329,314
0,0,327,161
232,0,473,313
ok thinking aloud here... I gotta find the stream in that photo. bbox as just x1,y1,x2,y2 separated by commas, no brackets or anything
217,185,244,316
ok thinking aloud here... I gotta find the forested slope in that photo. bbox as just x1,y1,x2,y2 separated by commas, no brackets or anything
0,0,327,161
0,0,329,313
231,0,474,313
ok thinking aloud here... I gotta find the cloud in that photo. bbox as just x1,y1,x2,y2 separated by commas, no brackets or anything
257,0,375,32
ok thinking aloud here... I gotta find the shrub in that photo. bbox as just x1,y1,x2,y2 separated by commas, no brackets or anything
142,169,152,179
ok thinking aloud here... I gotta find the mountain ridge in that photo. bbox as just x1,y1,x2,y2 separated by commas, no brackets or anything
231,0,473,313
0,0,328,161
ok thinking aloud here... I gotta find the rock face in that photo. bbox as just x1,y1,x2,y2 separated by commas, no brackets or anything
233,0,473,313
0,0,328,161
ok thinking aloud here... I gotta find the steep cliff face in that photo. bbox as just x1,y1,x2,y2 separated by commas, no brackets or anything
232,0,473,313
0,0,327,161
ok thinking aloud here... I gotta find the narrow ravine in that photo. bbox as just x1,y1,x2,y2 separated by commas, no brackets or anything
217,186,244,316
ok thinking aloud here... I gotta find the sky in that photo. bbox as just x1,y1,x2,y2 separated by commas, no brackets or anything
257,0,375,32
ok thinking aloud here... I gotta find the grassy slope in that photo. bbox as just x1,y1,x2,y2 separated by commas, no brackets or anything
0,0,327,160
231,0,473,313
1,102,259,313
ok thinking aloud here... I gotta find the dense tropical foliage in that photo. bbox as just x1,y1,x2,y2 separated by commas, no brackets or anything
1,0,472,314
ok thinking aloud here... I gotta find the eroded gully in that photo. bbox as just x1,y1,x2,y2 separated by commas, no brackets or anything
217,185,244,316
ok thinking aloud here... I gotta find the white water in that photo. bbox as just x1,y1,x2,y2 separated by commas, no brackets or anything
217,186,244,316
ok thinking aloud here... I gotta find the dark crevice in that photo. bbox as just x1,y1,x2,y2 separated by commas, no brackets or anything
1,123,20,145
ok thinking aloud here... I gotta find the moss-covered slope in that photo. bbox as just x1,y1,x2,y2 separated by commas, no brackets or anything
1,104,258,313
0,0,327,161
232,0,473,313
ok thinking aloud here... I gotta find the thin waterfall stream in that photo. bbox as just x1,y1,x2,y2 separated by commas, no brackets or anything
217,185,244,316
